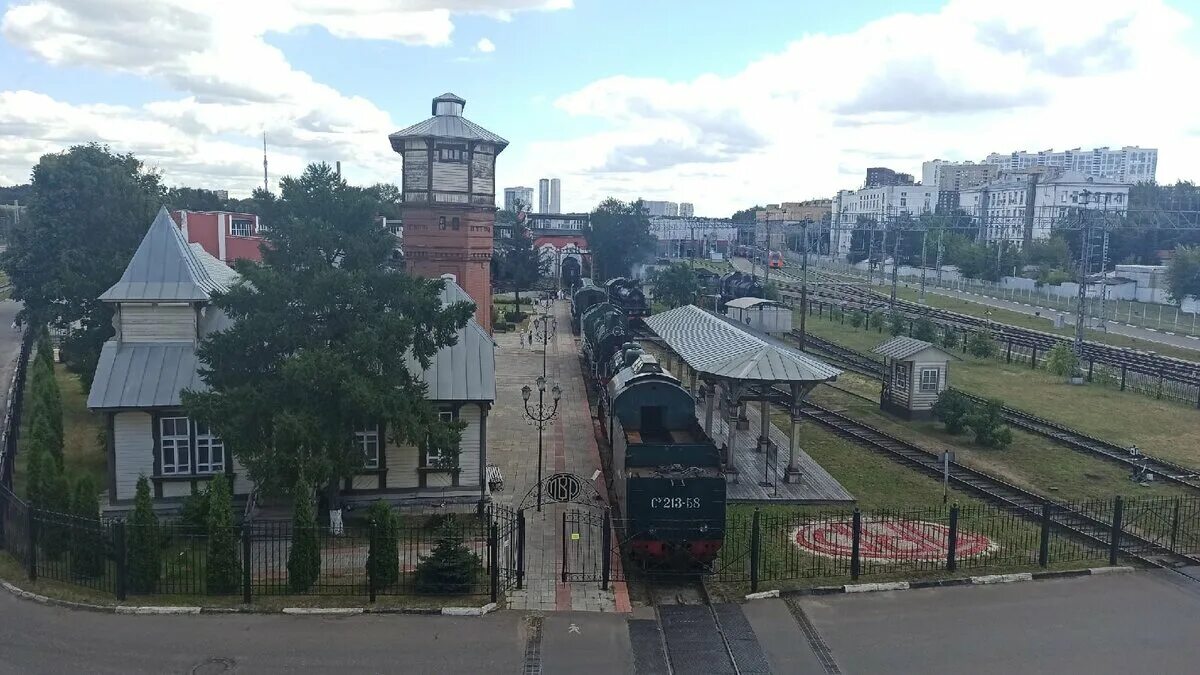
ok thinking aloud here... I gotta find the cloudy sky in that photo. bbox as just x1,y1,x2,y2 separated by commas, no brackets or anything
2,0,1199,217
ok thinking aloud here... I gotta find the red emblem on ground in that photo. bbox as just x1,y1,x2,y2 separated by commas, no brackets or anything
792,519,996,563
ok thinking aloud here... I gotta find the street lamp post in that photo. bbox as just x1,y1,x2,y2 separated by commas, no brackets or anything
532,312,558,378
522,376,562,512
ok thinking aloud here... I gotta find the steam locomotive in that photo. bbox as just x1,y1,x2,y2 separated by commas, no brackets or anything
605,277,651,318
580,302,636,383
570,279,607,334
719,271,765,305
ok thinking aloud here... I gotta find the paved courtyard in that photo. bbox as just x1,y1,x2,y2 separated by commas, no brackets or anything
488,299,630,613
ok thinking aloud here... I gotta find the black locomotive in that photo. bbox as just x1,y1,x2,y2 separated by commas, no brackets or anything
605,277,651,317
580,302,635,383
719,271,765,305
602,346,726,565
570,279,607,335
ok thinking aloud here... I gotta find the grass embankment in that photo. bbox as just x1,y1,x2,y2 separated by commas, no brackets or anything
12,361,105,499
800,313,1200,470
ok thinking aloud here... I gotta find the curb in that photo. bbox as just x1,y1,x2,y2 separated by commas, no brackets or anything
748,566,1138,601
2,578,502,617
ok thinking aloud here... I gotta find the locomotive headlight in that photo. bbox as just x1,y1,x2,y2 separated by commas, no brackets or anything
700,524,708,533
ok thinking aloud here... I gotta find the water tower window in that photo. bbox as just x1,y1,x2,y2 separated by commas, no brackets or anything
451,217,460,230
439,216,447,230
438,145,465,162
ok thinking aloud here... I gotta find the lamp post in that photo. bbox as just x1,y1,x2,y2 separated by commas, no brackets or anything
531,312,558,378
522,376,562,512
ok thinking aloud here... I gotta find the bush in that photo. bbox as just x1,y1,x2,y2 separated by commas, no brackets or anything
1044,342,1078,377
940,329,960,350
287,480,321,593
965,399,1014,449
180,483,210,535
847,310,864,330
366,500,400,589
27,357,63,464
504,310,527,323
887,311,906,337
415,522,481,594
912,318,937,342
205,475,239,594
932,390,972,435
40,465,71,560
127,476,161,594
966,331,997,358
70,475,104,579
868,310,885,332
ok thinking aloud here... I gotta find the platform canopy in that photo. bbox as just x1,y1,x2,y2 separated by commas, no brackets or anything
643,305,840,384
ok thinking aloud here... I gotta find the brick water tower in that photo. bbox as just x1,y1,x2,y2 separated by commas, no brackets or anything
390,93,508,331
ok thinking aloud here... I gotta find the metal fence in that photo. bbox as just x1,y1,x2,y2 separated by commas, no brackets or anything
0,486,520,603
0,330,32,488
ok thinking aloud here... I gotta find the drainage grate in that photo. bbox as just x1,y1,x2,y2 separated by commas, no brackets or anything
784,597,841,675
628,619,671,675
523,615,544,675
658,605,736,675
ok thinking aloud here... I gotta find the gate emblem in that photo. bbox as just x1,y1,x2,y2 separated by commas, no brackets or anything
545,473,582,503
792,519,997,563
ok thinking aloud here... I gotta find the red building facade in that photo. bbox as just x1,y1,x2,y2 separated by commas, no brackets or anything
170,210,265,264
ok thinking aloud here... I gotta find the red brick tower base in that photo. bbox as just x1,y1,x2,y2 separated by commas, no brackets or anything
402,206,493,332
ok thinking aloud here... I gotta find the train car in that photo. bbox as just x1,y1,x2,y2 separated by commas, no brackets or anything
767,250,785,269
604,348,725,566
606,277,651,318
580,302,634,383
719,271,765,305
571,279,607,335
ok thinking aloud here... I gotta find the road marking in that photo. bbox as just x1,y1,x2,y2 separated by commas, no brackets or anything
568,623,581,634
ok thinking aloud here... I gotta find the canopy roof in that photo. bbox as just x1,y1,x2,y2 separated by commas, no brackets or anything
724,297,784,310
389,93,508,150
644,305,841,384
872,336,957,362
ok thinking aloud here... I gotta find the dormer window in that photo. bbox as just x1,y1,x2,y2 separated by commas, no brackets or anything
438,145,466,162
439,216,447,230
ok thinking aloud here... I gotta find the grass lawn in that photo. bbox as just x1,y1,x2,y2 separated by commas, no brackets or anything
12,360,106,499
801,311,1200,470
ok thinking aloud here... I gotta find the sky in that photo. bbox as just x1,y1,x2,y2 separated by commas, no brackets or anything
2,0,1199,218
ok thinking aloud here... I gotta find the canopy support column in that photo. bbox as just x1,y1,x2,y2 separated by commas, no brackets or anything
724,384,741,475
786,384,803,483
756,390,771,453
703,381,716,439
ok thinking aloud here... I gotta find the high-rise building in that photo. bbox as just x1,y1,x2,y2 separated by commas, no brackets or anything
538,178,550,213
549,178,561,213
921,160,1000,192
865,167,915,188
503,186,534,212
829,186,937,257
679,202,694,217
390,93,507,331
959,168,1129,246
982,146,1156,184
642,201,679,217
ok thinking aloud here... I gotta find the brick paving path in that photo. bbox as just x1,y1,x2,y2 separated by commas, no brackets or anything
488,299,630,612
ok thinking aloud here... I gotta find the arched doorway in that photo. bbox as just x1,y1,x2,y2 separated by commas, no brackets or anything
561,255,582,291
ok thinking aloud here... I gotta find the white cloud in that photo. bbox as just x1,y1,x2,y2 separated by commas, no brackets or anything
0,0,568,189
475,37,496,53
501,0,1200,216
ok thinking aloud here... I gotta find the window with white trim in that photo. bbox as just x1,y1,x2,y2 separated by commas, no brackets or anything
193,421,225,474
426,410,459,468
920,368,940,392
160,416,190,474
355,426,380,470
230,219,253,237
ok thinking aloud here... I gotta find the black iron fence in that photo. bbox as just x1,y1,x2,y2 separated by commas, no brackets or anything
0,329,32,489
0,486,521,603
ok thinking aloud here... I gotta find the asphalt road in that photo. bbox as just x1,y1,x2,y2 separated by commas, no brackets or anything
0,300,24,410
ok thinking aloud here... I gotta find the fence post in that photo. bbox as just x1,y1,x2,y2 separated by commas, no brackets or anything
1120,365,1127,391
241,526,252,605
368,521,377,603
749,508,761,593
26,506,36,582
601,510,612,591
560,512,567,583
1030,347,1038,369
946,505,959,573
1087,360,1094,382
1006,340,1012,364
113,521,126,601
517,512,526,589
489,523,500,605
1109,496,1124,566
850,509,861,581
1170,498,1181,553
1038,503,1051,567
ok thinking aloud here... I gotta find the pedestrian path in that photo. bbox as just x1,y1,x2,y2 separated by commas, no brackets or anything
487,299,630,613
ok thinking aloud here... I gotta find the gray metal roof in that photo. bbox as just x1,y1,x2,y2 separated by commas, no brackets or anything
724,297,784,310
389,108,509,149
100,207,230,302
644,305,841,383
404,278,496,402
872,336,956,361
87,342,204,409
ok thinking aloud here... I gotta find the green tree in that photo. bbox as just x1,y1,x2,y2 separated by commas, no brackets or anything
27,408,62,470
762,282,781,302
287,480,321,593
967,331,997,358
932,390,973,435
182,163,471,506
585,198,654,281
1166,245,1200,302
965,399,1014,449
730,206,763,222
127,475,161,594
365,183,403,219
415,522,481,594
887,311,906,337
40,463,72,559
847,310,865,330
25,437,51,507
1,145,163,388
868,310,885,332
27,355,64,466
163,187,232,212
940,328,961,350
205,474,240,595
495,212,548,308
649,263,698,309
366,500,400,589
70,475,104,579
1043,342,1079,377
912,317,938,342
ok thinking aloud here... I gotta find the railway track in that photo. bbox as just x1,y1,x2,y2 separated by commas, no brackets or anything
794,330,1200,493
795,399,1200,570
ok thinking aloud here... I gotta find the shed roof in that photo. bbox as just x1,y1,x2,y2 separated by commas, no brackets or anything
389,94,508,150
724,297,784,310
87,342,203,409
644,305,841,383
872,336,956,362
100,207,230,302
406,277,496,402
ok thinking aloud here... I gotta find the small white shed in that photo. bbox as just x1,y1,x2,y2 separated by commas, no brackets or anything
872,336,957,419
724,297,792,335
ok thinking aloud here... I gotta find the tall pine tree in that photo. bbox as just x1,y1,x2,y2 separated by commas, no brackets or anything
287,479,321,593
70,475,104,579
127,476,160,594
204,474,239,594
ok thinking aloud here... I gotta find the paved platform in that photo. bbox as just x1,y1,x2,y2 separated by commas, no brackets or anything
487,299,630,613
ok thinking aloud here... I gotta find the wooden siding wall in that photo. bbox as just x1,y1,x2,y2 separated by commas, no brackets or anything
471,147,494,197
113,412,154,500
374,403,484,490
909,361,945,411
402,147,429,197
432,161,469,193
120,304,195,342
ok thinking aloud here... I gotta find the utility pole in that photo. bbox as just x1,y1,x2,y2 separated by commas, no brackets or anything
262,132,269,194
1073,191,1091,358
919,230,928,304
867,228,876,285
763,213,772,288
890,223,901,308
799,221,810,350
935,228,945,288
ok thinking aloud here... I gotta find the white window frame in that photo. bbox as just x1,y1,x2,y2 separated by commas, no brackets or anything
355,426,380,470
893,363,910,393
920,368,940,392
230,219,253,237
160,416,190,475
193,421,225,474
426,410,459,469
